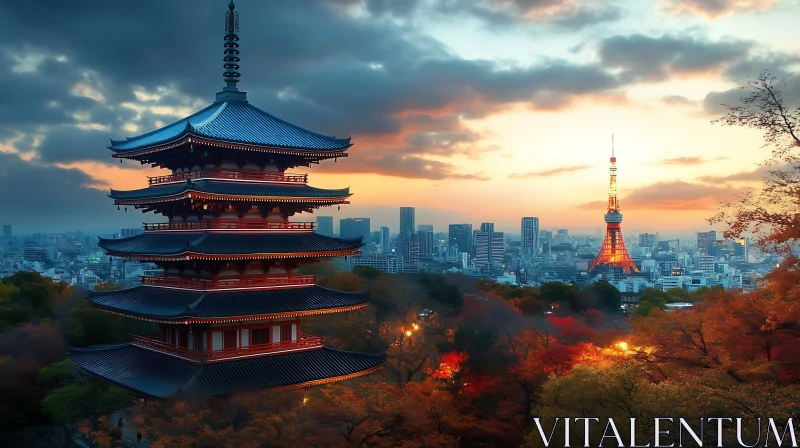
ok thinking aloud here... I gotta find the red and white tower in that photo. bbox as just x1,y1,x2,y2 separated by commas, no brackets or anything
589,136,639,274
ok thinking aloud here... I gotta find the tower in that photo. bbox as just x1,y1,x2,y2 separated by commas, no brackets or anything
521,217,539,257
69,2,383,398
589,136,639,274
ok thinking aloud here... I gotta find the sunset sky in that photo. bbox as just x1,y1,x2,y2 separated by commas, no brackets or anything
0,0,799,236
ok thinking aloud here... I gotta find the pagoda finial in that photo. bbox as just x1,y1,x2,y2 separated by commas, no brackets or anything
222,0,241,91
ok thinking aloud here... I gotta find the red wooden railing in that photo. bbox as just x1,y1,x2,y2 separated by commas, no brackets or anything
143,220,315,232
148,169,308,185
132,335,324,363
141,274,316,290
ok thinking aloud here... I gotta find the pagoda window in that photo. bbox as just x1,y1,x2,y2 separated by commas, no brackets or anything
223,330,237,349
291,324,298,342
272,325,281,343
178,329,189,348
280,324,292,343
251,328,270,345
241,329,249,347
212,331,223,350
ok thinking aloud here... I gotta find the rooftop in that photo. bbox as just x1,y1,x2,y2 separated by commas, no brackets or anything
98,232,363,260
70,344,384,398
89,285,369,322
109,100,352,153
110,179,350,203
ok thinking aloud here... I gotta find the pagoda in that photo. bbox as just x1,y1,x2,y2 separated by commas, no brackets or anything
589,136,639,275
69,1,384,398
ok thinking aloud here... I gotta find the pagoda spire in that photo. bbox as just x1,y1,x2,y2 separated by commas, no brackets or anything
223,1,241,91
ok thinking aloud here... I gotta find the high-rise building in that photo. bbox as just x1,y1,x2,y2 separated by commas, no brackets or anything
521,217,539,257
418,224,433,233
491,232,505,264
69,2,383,399
474,231,490,267
419,231,434,258
316,216,334,237
397,232,420,263
540,230,553,246
480,222,494,234
2,225,10,240
340,218,371,242
121,228,144,238
400,207,415,234
379,227,390,254
589,136,638,274
697,231,717,255
638,233,657,249
448,224,473,254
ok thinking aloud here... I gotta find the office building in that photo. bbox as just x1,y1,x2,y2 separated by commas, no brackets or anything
638,233,657,249
340,218,371,242
400,207,415,235
379,227,390,254
521,217,539,257
316,216,334,237
448,224,473,254
419,231,434,258
697,231,717,255
491,232,505,264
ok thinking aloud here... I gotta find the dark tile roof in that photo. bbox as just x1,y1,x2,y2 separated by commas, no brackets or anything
70,344,385,398
109,180,350,201
89,286,369,319
98,232,363,256
109,100,351,152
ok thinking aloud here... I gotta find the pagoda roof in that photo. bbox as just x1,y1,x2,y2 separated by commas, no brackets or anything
110,179,350,203
88,285,368,322
109,100,352,153
98,232,362,260
70,344,384,398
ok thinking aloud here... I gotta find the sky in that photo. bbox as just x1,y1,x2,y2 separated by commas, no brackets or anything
0,0,799,237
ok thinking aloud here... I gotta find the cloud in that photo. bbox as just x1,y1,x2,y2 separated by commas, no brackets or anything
319,152,490,180
0,153,143,232
509,164,592,178
598,34,750,82
576,180,741,210
697,165,770,183
657,156,727,165
658,0,780,18
662,95,695,106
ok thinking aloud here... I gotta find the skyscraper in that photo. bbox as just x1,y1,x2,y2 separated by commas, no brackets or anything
491,232,505,264
697,231,717,255
475,231,490,267
480,222,494,234
638,233,657,249
340,218,371,242
448,224,473,254
521,217,539,257
400,207,415,234
419,231,434,258
380,227,390,254
316,216,334,237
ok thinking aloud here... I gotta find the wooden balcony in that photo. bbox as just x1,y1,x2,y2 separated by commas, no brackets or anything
143,220,315,232
148,169,308,185
141,274,316,290
132,335,324,363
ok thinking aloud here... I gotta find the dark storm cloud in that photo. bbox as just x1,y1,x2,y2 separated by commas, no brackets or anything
0,153,142,232
598,34,749,82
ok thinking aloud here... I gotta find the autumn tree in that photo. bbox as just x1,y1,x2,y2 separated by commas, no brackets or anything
710,70,800,254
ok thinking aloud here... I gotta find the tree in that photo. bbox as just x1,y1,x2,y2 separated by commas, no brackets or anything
587,281,621,312
634,288,668,317
709,70,800,254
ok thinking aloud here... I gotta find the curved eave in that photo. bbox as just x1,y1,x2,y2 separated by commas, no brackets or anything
110,134,352,159
112,193,352,206
93,302,368,324
101,249,362,261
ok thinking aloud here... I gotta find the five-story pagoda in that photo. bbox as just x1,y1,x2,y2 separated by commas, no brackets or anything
69,1,384,399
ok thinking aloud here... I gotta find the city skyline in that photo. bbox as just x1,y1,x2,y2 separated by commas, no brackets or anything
1,1,798,234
